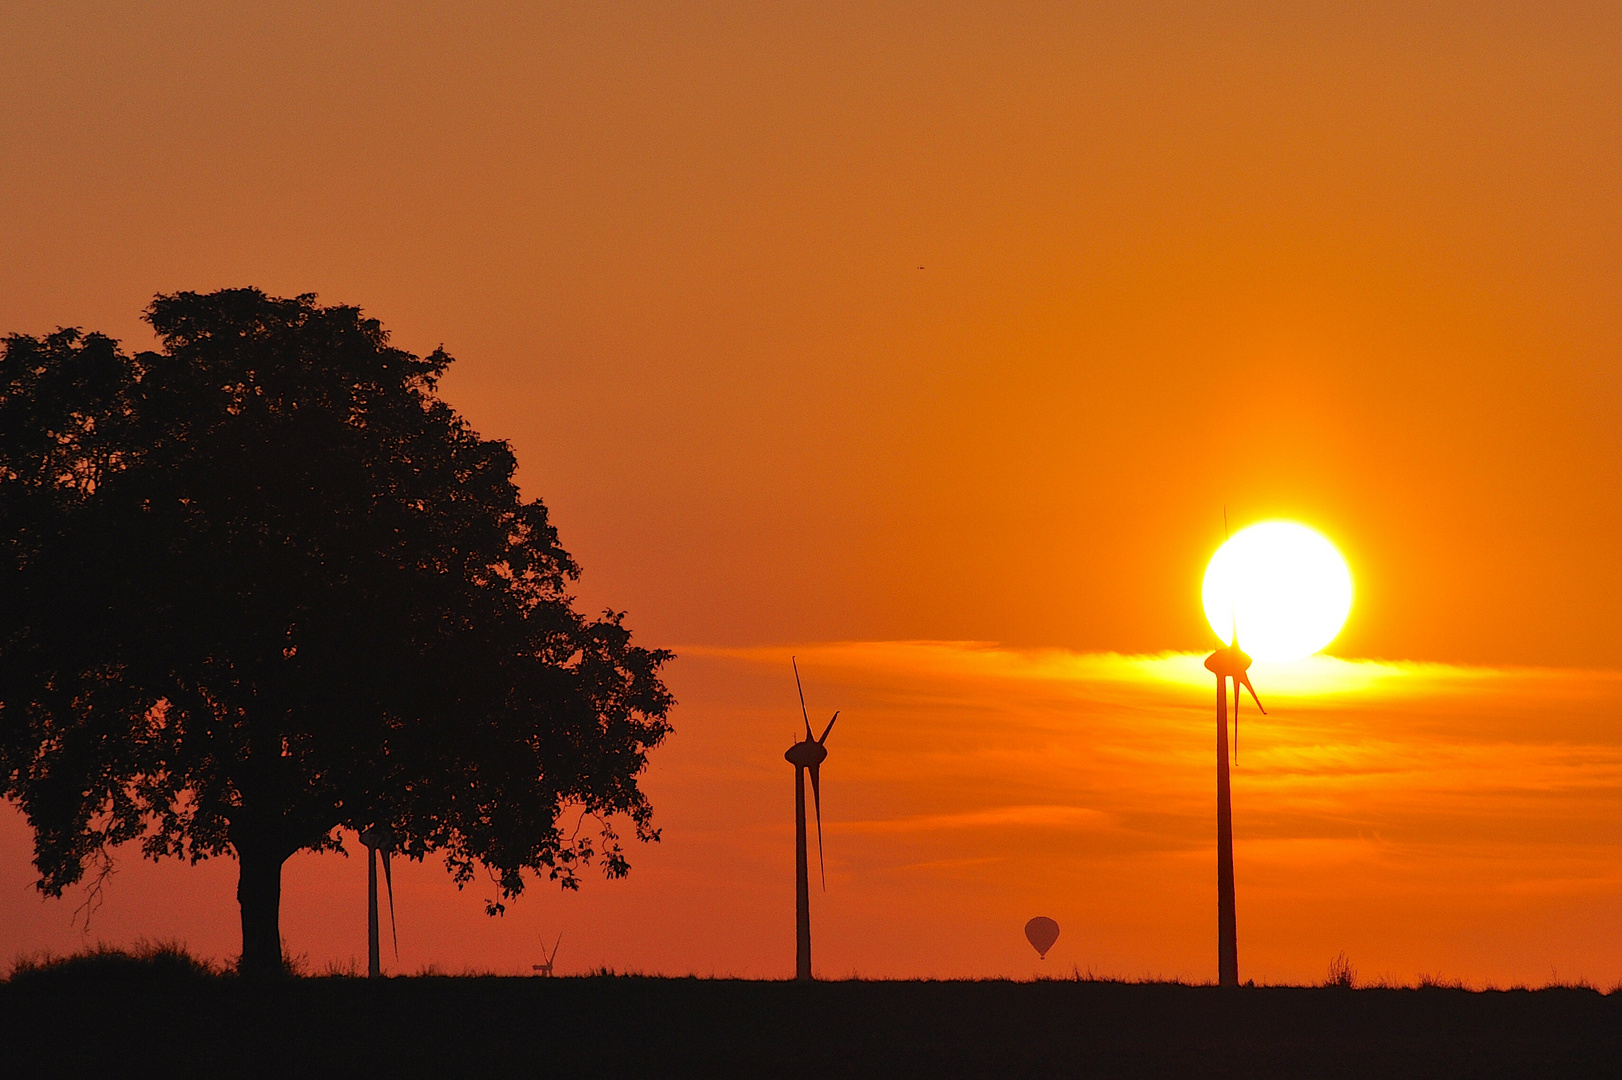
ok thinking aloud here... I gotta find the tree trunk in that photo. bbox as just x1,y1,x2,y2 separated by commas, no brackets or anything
237,843,287,978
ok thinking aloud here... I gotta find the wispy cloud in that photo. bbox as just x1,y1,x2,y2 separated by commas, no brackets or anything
835,804,1110,834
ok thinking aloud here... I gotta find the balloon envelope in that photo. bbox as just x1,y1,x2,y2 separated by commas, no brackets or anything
1024,916,1060,959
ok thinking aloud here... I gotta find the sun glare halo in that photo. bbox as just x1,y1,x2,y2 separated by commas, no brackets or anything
1202,522,1352,662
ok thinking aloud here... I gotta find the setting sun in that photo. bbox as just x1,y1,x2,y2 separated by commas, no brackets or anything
1202,523,1352,662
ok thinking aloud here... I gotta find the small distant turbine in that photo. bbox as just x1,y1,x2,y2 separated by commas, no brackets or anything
1204,622,1265,989
360,823,399,979
532,932,562,977
785,657,838,982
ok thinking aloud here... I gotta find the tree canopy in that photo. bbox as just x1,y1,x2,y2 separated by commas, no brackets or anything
0,289,674,975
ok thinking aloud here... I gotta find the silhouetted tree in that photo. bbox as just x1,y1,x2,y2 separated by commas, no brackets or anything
0,290,673,976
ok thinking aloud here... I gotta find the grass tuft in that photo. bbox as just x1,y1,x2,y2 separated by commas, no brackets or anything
1324,952,1356,989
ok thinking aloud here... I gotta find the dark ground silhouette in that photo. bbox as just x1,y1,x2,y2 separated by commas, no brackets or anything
4,964,1618,1078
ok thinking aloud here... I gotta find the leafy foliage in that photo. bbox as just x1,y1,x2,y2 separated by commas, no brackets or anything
0,290,673,954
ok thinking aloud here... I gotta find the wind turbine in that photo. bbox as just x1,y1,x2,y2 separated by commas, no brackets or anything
1204,619,1265,988
532,933,562,977
360,823,398,979
785,657,838,982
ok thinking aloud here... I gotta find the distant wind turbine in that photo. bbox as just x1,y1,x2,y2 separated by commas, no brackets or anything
360,824,398,979
532,933,562,977
785,657,838,982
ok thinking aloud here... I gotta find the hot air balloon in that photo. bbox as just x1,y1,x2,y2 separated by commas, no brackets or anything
1025,916,1060,959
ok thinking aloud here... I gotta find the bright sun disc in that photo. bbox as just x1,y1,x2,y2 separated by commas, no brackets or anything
1202,522,1352,662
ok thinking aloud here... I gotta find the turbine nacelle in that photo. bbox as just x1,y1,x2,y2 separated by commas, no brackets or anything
1203,642,1251,677
784,738,829,768
1204,640,1265,714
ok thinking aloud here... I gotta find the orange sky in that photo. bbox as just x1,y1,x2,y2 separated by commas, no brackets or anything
2,3,1620,983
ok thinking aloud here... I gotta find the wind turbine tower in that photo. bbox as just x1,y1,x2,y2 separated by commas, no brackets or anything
785,658,838,982
360,823,398,978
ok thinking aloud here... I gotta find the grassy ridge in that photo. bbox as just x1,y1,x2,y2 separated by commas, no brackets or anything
5,951,1620,1078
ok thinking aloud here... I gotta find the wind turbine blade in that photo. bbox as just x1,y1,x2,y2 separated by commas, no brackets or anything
792,657,814,740
1232,680,1240,767
554,933,563,964
382,849,398,960
1238,671,1266,714
818,711,839,745
809,763,826,890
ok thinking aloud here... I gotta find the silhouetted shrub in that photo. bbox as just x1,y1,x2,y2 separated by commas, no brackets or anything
7,940,220,984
